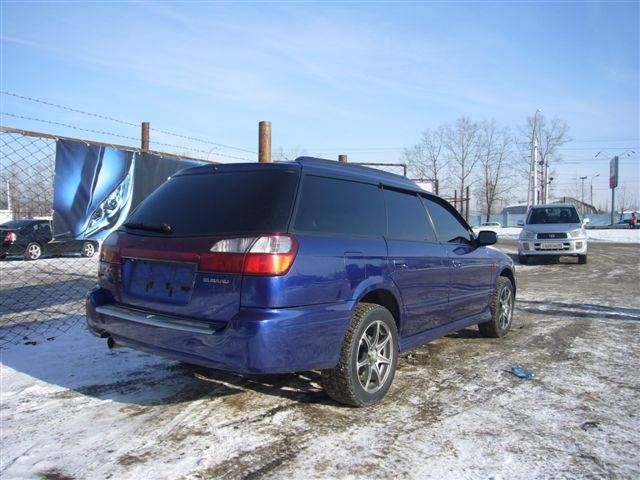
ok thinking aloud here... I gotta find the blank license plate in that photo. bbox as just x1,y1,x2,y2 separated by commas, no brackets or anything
540,243,562,250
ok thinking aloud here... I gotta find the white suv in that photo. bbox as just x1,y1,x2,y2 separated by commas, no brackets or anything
518,204,588,264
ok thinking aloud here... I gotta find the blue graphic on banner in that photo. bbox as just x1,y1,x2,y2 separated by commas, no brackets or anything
52,140,204,241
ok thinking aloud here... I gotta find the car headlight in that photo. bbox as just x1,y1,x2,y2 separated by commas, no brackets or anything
520,229,536,240
569,228,583,238
83,160,135,237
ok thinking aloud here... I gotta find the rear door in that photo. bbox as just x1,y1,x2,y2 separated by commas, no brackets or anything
103,167,300,322
423,198,493,322
384,189,449,336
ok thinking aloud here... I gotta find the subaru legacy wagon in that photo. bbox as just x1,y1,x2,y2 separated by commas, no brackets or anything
86,157,516,406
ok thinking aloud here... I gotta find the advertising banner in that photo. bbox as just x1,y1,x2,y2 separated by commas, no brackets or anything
52,140,204,241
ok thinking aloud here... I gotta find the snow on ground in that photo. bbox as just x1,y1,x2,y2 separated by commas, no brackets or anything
1,241,639,479
474,227,640,243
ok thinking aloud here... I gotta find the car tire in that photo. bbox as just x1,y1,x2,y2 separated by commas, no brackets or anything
578,255,587,265
0,253,6,260
518,254,528,265
321,303,398,407
478,276,514,338
24,242,42,261
81,241,96,257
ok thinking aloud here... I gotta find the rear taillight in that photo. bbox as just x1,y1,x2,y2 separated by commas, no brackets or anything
201,234,297,275
4,232,16,244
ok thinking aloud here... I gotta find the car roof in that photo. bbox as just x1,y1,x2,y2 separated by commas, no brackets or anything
175,157,428,194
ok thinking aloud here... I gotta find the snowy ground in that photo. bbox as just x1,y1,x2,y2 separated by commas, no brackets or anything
1,241,639,479
473,226,640,243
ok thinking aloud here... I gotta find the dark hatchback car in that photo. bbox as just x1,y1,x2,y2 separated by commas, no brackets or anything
0,219,98,260
87,158,516,406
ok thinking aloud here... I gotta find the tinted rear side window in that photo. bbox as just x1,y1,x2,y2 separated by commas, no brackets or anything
385,190,436,242
125,170,299,236
294,175,385,237
423,198,472,244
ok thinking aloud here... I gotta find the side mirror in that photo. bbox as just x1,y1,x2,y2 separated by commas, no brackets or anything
517,220,524,227
477,230,497,246
583,217,590,225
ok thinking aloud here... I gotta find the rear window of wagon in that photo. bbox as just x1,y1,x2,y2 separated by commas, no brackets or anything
124,170,299,236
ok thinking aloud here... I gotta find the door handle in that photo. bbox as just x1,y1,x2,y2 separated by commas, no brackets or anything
393,259,408,269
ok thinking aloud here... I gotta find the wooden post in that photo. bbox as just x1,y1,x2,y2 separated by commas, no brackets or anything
141,122,150,152
258,121,272,163
465,186,470,222
338,154,347,163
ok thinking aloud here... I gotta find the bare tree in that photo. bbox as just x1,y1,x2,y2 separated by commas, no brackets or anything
477,122,515,221
402,126,447,194
616,186,639,221
274,146,306,162
444,117,481,216
518,114,570,202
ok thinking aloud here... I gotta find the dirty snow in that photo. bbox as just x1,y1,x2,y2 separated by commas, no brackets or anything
1,241,639,479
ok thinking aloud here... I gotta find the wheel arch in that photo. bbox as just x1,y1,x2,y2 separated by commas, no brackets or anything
357,288,402,332
498,266,516,296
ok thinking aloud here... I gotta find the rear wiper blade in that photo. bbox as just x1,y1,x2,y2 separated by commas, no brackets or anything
123,222,173,233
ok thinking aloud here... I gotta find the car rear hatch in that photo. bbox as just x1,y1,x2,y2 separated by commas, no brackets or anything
99,164,300,324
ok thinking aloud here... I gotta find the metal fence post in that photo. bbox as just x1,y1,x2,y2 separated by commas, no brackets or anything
258,121,272,163
465,186,470,222
141,122,150,152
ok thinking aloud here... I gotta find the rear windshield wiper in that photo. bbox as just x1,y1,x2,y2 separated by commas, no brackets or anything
124,222,173,234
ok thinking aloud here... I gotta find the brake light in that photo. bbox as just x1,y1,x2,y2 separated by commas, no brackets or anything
201,234,297,275
100,244,122,263
4,232,16,244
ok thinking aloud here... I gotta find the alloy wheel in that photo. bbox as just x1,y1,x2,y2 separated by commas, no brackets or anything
27,244,41,260
356,320,394,393
82,242,95,257
498,286,513,330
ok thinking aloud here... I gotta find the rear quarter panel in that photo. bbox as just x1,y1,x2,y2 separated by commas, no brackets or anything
240,234,389,308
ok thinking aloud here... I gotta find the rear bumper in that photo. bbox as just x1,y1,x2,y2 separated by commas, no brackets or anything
86,288,351,374
518,238,587,256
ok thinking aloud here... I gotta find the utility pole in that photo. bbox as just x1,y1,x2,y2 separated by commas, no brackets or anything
141,122,150,152
579,176,587,204
590,173,600,206
258,121,272,163
528,110,541,207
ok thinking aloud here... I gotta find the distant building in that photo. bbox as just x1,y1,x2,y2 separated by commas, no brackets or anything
549,197,599,215
500,203,528,215
500,197,599,218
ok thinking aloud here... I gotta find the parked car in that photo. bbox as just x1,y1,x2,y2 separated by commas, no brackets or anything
517,204,588,265
0,218,98,260
86,158,516,407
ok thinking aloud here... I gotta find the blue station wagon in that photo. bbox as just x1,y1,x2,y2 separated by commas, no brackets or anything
86,157,516,406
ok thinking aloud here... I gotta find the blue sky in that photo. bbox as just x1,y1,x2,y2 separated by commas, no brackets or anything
1,1,638,206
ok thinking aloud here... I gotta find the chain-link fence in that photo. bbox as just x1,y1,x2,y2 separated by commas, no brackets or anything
0,127,207,346
0,125,436,346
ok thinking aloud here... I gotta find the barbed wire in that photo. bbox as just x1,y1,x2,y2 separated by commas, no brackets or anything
1,90,257,155
149,140,253,161
1,91,139,127
0,112,140,142
150,127,257,154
